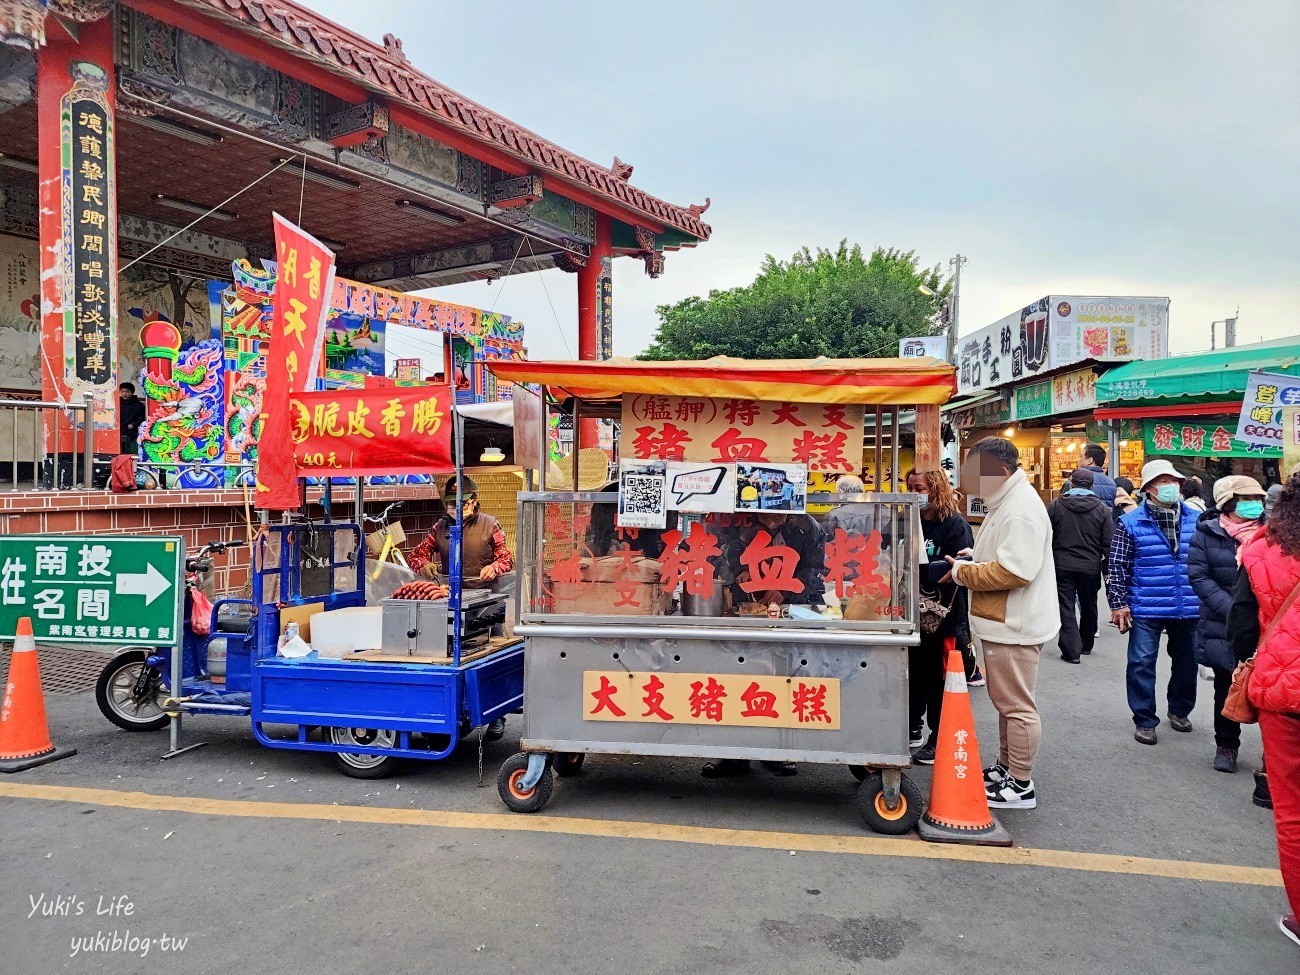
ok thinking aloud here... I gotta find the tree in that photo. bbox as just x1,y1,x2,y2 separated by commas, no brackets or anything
639,242,950,361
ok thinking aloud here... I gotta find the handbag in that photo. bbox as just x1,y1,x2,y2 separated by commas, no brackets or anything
919,587,956,636
1222,574,1300,724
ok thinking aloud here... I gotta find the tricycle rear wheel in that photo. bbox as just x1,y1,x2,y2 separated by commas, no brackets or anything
329,726,399,778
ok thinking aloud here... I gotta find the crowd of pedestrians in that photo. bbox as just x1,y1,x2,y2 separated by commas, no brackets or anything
905,436,1298,950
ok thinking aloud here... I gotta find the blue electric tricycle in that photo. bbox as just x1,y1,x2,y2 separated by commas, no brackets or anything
93,406,525,778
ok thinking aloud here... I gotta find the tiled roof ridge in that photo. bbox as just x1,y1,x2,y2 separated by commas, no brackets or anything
187,0,712,239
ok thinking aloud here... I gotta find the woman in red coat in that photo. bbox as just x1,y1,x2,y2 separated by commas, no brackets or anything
1229,473,1300,950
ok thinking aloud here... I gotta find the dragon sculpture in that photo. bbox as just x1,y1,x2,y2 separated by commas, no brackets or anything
139,340,225,467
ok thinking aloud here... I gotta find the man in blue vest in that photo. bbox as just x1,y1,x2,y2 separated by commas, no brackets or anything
1106,460,1202,745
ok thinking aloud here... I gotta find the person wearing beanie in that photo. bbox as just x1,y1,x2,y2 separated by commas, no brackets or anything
1048,468,1113,664
1106,459,1202,745
1188,475,1267,773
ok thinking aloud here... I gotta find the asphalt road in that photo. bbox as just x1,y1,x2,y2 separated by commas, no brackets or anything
0,621,1293,975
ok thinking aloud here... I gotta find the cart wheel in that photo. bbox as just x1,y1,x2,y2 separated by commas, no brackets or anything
498,753,553,813
329,726,399,779
849,765,869,782
553,752,585,777
857,771,922,835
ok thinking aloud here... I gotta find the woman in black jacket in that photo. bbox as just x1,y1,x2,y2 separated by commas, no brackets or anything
904,468,974,764
1187,475,1267,773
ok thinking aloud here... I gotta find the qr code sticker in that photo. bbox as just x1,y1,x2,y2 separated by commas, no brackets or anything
623,475,664,517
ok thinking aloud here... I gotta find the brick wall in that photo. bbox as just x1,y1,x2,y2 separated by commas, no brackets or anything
1,486,445,593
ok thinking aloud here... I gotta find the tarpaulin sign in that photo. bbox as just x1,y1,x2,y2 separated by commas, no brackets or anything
257,214,337,509
289,385,453,477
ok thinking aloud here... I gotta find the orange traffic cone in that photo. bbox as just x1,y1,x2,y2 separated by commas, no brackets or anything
916,637,1011,846
0,617,76,772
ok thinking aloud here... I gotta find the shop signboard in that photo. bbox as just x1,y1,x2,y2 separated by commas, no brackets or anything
1015,380,1053,421
1050,368,1098,414
946,396,1012,430
1236,370,1300,450
956,295,1169,397
899,336,946,359
620,395,864,473
1086,418,1143,442
0,536,182,646
1145,420,1279,459
1284,408,1300,473
583,670,841,729
1049,298,1168,368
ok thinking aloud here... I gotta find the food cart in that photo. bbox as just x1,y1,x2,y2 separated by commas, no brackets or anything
484,357,955,832
99,391,526,779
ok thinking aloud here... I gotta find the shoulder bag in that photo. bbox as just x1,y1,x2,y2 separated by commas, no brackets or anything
1222,574,1300,724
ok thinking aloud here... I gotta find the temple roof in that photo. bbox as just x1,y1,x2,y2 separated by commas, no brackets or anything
179,0,712,241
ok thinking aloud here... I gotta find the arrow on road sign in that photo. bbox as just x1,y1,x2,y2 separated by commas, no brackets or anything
115,563,172,606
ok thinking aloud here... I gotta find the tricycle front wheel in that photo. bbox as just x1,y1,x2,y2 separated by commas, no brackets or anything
95,649,168,732
498,752,553,813
857,771,922,835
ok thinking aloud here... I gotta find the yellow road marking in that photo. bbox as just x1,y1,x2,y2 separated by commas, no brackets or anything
0,781,1281,888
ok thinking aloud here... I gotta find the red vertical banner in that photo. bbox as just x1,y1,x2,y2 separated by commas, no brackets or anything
256,214,337,509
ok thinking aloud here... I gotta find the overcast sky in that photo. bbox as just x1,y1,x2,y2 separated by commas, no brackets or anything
309,0,1300,365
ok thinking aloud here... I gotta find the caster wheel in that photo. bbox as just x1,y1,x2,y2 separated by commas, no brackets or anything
553,752,585,777
329,726,399,779
849,765,869,782
857,771,922,835
498,753,553,813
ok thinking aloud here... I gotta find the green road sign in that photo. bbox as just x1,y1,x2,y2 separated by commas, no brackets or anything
0,535,183,646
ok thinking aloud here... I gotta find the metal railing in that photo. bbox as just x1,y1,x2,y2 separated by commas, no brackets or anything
1,393,96,491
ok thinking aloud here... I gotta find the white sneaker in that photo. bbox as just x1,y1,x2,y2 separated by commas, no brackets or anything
985,772,1036,809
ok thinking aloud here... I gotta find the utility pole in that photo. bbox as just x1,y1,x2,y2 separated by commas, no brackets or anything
947,254,967,363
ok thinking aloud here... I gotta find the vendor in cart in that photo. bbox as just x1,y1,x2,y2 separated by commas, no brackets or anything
409,476,514,591
723,511,826,608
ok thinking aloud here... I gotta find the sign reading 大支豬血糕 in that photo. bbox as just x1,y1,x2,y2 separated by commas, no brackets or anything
1235,371,1300,450
0,536,183,645
583,671,841,729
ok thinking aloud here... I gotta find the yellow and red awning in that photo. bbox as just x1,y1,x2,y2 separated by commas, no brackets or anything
487,356,956,406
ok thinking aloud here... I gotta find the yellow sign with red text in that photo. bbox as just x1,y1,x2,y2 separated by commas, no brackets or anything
582,670,841,729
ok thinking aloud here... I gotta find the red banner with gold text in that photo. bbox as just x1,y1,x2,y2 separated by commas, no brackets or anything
256,214,337,509
290,385,454,477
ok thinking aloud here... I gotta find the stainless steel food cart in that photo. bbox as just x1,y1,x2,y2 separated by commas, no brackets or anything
484,357,956,833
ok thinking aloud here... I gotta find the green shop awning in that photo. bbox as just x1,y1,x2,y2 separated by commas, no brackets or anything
1096,338,1300,405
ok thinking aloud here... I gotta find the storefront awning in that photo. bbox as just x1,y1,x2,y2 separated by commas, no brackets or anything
487,356,957,406
1096,338,1300,404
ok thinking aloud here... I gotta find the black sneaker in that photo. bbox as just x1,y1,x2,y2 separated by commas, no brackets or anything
983,759,1008,785
909,726,925,748
912,742,936,765
1213,747,1238,773
967,668,986,688
985,772,1036,809
1254,770,1273,809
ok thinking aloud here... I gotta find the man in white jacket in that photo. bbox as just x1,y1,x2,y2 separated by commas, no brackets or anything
948,437,1058,810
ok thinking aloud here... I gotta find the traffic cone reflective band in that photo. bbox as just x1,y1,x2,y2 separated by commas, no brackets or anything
0,617,76,772
916,637,1011,847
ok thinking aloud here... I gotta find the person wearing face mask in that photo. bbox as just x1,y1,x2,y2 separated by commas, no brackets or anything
408,476,515,591
1106,460,1202,745
1187,475,1267,773
902,467,974,763
1047,468,1113,664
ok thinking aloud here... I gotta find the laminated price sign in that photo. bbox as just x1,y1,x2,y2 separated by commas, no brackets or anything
0,536,183,645
1236,370,1300,450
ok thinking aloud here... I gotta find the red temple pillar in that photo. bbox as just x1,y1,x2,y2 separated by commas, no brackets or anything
575,213,611,447
38,14,120,465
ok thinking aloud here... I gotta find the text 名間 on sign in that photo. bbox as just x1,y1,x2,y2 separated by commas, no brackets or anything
0,536,183,646
289,385,453,477
621,396,865,473
1235,370,1300,451
583,670,841,729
